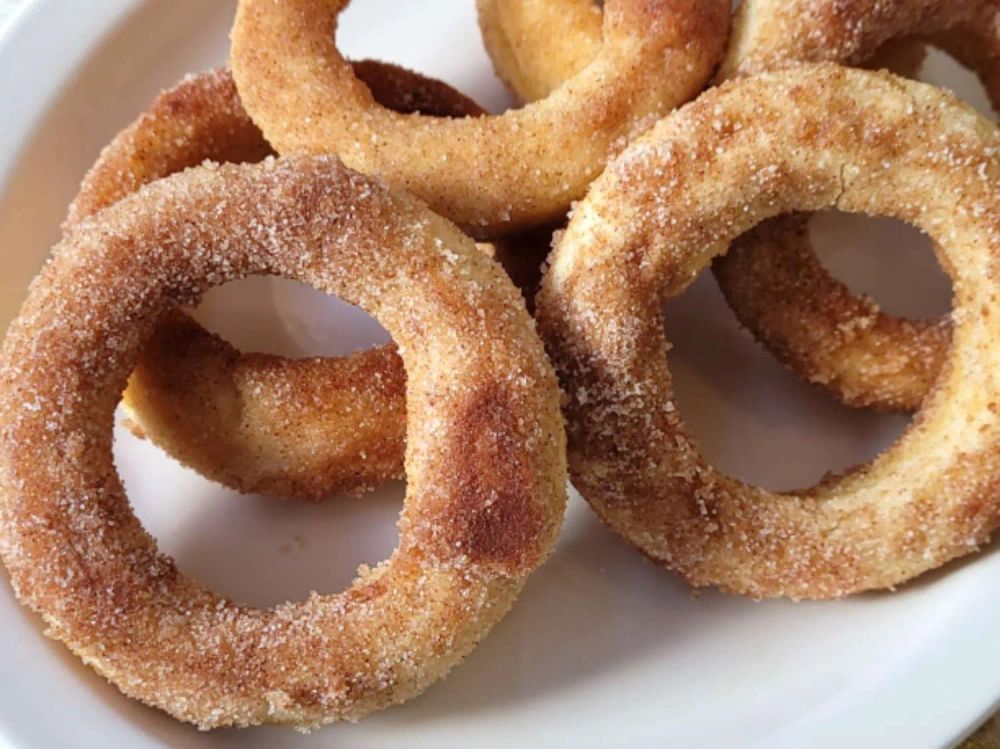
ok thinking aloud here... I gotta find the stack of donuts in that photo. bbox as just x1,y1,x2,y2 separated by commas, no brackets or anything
0,0,997,732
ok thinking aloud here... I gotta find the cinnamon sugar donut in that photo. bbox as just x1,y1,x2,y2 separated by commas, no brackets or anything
230,0,730,237
72,66,549,500
536,65,1000,599
476,0,996,411
0,156,566,727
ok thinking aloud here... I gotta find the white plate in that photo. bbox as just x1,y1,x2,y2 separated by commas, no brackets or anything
0,2,997,748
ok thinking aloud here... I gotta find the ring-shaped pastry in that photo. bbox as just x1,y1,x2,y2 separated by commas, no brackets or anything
230,0,731,237
476,0,994,411
536,65,1000,599
0,156,567,727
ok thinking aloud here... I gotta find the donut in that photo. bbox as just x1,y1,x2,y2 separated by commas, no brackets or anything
711,0,999,411
72,66,550,500
474,0,991,411
229,0,731,237
535,64,1000,599
0,156,567,727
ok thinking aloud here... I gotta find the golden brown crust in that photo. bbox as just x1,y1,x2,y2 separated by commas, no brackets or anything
710,0,998,411
536,65,1000,599
472,0,944,413
123,312,408,498
712,215,950,410
716,0,992,78
68,61,485,229
230,0,731,237
476,0,931,104
72,66,550,500
476,0,929,105
0,156,567,728
350,59,486,118
477,0,603,102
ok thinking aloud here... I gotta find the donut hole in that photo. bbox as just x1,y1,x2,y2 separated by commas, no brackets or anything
336,0,516,113
193,276,391,358
115,276,408,608
665,258,911,494
115,277,405,606
118,434,404,608
809,211,951,321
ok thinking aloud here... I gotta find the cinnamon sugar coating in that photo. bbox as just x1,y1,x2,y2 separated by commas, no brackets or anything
713,0,999,411
716,0,996,79
474,0,948,412
477,0,927,105
477,0,603,103
230,0,730,237
536,65,1000,599
71,66,549,500
0,157,566,727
